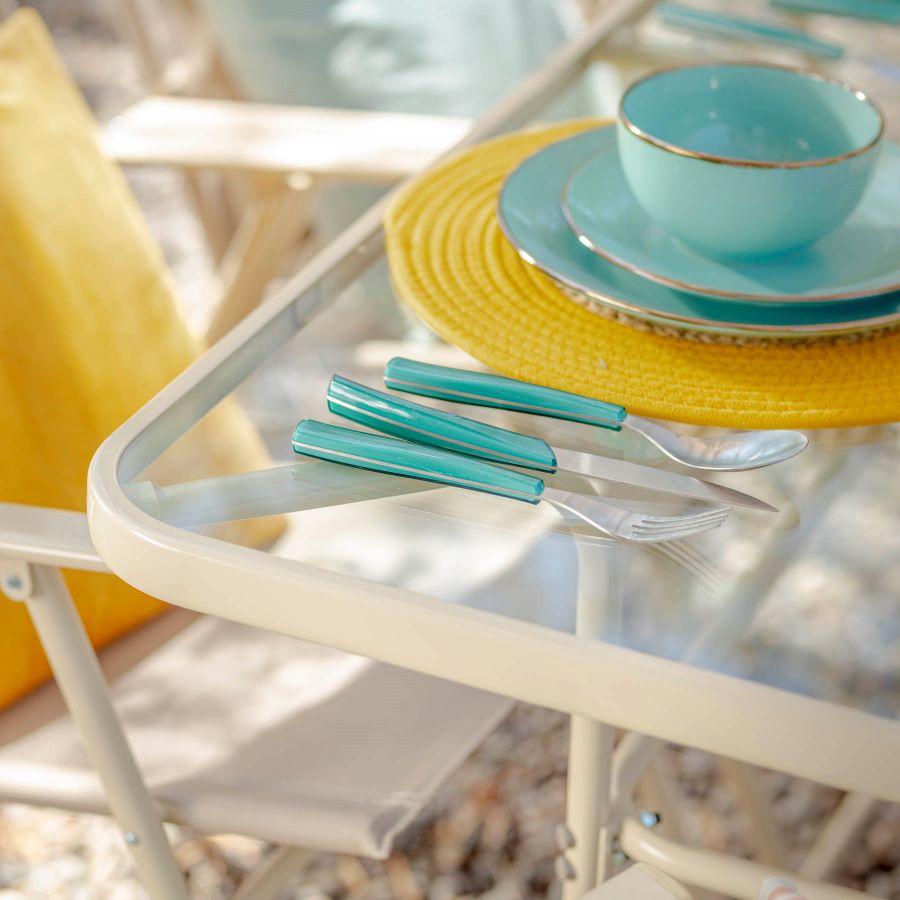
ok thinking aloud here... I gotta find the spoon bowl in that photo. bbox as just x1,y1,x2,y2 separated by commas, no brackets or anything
625,416,809,470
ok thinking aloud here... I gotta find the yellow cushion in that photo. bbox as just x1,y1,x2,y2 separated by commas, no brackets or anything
0,9,282,711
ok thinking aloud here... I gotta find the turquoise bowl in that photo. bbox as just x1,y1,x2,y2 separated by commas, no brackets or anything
617,63,884,259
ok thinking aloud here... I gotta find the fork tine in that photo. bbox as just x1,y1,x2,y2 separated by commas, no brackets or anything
635,516,727,534
636,511,728,530
637,517,726,533
632,517,726,538
631,520,724,541
542,492,727,543
635,509,728,528
640,507,729,525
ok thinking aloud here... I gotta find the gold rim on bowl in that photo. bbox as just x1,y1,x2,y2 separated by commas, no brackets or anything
618,61,885,170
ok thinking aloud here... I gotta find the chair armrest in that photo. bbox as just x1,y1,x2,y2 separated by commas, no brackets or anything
101,96,472,183
0,503,107,572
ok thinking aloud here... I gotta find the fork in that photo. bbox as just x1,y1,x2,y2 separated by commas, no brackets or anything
292,420,728,543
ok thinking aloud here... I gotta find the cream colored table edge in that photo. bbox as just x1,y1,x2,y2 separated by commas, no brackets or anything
85,4,892,898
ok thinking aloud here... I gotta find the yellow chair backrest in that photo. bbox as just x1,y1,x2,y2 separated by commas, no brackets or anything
0,9,282,711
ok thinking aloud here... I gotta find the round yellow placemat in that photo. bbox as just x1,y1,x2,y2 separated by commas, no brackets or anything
384,119,900,429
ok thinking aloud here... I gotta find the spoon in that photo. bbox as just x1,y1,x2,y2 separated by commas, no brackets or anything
622,415,808,471
383,358,809,472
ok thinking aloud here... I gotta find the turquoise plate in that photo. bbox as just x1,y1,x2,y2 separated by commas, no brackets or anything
497,126,900,338
561,127,900,303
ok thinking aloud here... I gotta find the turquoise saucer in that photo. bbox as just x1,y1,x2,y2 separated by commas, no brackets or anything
561,127,900,303
497,126,900,338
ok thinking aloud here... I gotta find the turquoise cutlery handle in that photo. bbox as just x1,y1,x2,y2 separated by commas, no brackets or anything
292,420,544,503
769,0,900,26
384,358,626,431
327,375,558,472
658,2,844,59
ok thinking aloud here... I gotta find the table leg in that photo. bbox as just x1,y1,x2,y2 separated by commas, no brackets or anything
562,539,622,900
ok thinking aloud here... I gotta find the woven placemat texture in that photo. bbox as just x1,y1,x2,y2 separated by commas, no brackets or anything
384,119,900,428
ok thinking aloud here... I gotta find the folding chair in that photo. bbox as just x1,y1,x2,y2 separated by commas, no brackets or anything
0,523,515,898
103,0,589,343
0,12,514,896
104,0,475,343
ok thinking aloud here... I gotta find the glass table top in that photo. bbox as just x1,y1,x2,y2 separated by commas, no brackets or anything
108,3,900,727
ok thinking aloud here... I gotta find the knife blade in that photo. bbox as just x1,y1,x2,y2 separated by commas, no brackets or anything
552,447,773,510
326,375,775,512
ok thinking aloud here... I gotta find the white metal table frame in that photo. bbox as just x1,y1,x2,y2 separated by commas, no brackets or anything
0,502,870,900
78,2,895,897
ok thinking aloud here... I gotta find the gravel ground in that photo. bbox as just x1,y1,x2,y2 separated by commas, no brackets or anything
4,706,900,898
2,2,899,898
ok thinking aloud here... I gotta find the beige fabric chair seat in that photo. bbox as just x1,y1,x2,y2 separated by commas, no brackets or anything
581,865,693,900
0,503,577,859
0,608,509,858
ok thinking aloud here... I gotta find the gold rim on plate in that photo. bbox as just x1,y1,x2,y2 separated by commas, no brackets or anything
497,145,900,337
558,125,900,305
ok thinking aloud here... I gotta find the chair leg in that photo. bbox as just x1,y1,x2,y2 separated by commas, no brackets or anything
204,174,314,345
717,759,785,869
1,562,189,900
562,541,622,900
619,815,868,900
798,793,877,883
634,755,724,900
231,846,318,900
183,169,241,265
637,753,688,844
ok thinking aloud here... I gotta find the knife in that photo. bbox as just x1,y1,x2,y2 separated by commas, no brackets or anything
327,376,775,512
657,3,844,59
657,3,900,82
769,0,900,26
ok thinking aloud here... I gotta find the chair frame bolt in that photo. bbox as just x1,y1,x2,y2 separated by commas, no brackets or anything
554,854,577,882
555,822,576,850
124,831,141,846
0,562,31,601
